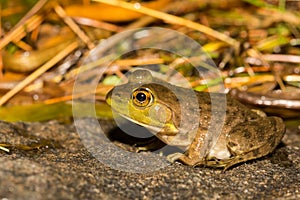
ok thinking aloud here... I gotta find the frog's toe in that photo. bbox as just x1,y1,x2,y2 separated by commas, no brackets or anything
220,156,248,171
166,152,184,163
251,109,267,117
135,147,148,153
222,162,237,171
168,153,203,166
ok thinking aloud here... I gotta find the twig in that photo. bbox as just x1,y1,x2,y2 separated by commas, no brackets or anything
262,54,300,63
0,0,47,49
125,0,201,30
13,40,33,51
72,17,122,32
0,145,10,153
54,4,95,49
115,58,164,66
44,84,113,104
0,15,43,50
93,0,239,48
15,0,48,28
0,42,79,106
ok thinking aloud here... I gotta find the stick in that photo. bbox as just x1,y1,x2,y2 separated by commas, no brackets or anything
0,42,79,106
93,0,239,48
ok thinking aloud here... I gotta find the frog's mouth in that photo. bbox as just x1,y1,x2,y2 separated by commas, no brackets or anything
117,113,164,134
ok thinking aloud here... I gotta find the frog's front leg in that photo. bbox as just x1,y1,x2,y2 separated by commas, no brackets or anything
167,129,208,166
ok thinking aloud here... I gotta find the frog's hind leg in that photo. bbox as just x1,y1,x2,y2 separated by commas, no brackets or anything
192,155,244,170
196,147,275,171
212,152,264,171
214,147,273,171
222,117,285,170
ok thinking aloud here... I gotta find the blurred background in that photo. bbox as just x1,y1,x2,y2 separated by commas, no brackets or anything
0,0,299,125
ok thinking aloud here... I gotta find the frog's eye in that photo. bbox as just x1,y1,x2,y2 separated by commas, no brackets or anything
131,88,154,107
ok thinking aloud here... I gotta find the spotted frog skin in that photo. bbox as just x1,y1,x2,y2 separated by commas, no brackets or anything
105,70,285,170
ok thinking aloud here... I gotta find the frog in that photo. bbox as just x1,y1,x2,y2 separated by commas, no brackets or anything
105,69,285,170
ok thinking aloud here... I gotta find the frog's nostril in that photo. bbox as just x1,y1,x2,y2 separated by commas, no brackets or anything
114,92,122,98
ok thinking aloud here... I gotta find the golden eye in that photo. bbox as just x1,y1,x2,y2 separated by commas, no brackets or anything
131,88,153,107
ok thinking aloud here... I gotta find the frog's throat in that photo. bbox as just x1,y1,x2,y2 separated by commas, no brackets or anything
118,113,178,135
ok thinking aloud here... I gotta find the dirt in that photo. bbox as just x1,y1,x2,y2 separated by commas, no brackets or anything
0,119,299,200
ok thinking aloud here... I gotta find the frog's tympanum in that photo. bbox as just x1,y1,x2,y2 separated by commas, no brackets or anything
105,70,285,170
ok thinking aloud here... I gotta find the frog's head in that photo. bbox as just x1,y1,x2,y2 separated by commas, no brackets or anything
105,70,179,135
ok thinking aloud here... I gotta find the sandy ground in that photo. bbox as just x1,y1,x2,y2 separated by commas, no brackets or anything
0,119,299,200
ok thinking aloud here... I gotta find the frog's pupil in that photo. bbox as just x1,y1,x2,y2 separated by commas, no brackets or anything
136,92,146,102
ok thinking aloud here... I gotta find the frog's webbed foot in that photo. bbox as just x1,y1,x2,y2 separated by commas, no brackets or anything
206,156,249,172
167,153,242,170
167,153,202,166
202,153,262,171
185,155,240,171
166,152,184,163
215,156,250,171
